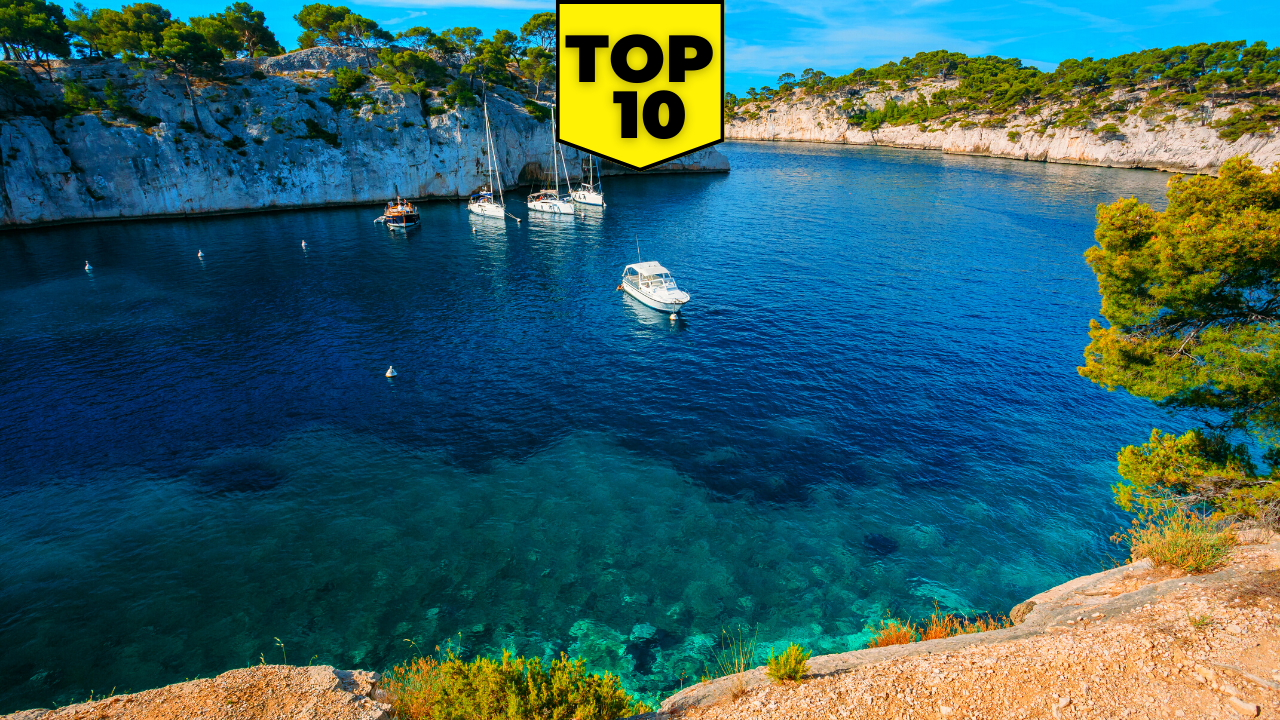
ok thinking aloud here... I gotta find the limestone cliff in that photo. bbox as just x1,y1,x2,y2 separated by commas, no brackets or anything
727,81,1280,174
0,49,728,228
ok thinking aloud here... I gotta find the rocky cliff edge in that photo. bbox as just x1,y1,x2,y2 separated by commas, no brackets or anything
0,49,728,228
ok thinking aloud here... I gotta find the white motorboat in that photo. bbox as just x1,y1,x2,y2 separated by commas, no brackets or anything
620,261,690,314
571,155,605,206
469,99,508,220
528,114,575,215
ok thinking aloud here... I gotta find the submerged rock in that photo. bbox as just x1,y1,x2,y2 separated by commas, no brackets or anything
862,533,899,556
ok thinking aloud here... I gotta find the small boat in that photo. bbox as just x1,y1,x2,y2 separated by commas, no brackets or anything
620,261,690,314
572,155,605,207
528,113,575,215
469,99,508,220
376,195,420,229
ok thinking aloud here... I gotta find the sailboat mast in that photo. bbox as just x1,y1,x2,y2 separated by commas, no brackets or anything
483,99,504,206
550,113,560,193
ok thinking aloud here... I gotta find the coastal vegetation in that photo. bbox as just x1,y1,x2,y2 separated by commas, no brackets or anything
384,651,651,720
1114,510,1238,573
726,43,1280,141
0,0,558,123
1082,158,1280,530
764,643,810,683
865,609,1013,648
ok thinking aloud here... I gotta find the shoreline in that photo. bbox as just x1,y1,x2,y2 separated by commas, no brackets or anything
9,534,1279,720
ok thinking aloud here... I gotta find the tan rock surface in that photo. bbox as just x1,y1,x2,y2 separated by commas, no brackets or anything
659,540,1280,720
0,666,390,720
726,84,1280,175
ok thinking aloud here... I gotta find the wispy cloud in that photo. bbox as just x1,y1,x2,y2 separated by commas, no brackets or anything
1145,0,1220,18
1021,0,1137,32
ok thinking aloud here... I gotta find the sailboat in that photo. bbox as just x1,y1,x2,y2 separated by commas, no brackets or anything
468,98,507,219
571,154,605,207
527,113,575,215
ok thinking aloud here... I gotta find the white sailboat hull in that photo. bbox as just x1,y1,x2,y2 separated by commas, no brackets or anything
528,199,575,215
469,201,505,218
571,190,605,206
622,282,689,314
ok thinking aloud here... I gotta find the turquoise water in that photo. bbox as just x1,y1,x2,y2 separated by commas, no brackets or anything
0,142,1176,711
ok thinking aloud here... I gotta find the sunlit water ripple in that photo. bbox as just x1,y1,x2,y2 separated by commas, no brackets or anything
0,141,1178,711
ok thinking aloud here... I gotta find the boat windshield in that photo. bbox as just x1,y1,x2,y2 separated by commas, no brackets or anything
470,193,493,203
625,270,677,291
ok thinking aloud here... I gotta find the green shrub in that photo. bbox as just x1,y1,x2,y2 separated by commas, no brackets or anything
63,80,99,111
1007,130,1021,142
1095,122,1122,134
295,85,313,94
523,99,551,122
177,121,197,132
765,643,810,683
301,119,340,147
386,651,651,720
250,70,267,80
1114,511,1236,573
270,117,287,133
224,135,247,150
102,81,159,127
1211,104,1280,142
322,68,371,112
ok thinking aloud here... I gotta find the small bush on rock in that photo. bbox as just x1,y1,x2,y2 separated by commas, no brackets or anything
866,618,918,648
385,651,651,720
1115,510,1236,573
765,643,810,683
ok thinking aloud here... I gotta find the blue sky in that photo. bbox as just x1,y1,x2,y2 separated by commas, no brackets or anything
89,0,1278,92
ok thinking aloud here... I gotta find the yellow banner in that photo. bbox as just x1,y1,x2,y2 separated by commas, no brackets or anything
557,1,724,171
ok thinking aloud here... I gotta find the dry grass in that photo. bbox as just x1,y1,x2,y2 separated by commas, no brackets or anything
1116,511,1236,573
704,624,759,680
866,619,919,648
870,607,1012,648
921,611,1012,640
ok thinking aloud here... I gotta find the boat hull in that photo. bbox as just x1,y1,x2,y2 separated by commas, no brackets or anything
528,199,575,215
571,190,605,206
622,283,688,314
468,202,505,218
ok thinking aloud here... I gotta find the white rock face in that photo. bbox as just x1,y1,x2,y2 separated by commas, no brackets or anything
0,49,728,227
726,86,1280,175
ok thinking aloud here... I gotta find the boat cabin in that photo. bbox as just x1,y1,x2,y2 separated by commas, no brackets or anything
622,261,679,292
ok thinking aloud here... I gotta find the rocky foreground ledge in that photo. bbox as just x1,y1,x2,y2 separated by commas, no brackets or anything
659,530,1280,720
9,535,1280,720
1,666,390,720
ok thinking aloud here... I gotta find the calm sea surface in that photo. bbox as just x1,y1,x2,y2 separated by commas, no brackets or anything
0,141,1177,711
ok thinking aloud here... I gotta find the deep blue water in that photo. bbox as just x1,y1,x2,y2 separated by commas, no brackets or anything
0,141,1177,711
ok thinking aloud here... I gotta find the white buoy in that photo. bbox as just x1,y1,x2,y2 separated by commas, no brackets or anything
385,365,397,378
197,250,204,259
84,261,92,271
302,240,307,249
669,313,678,321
